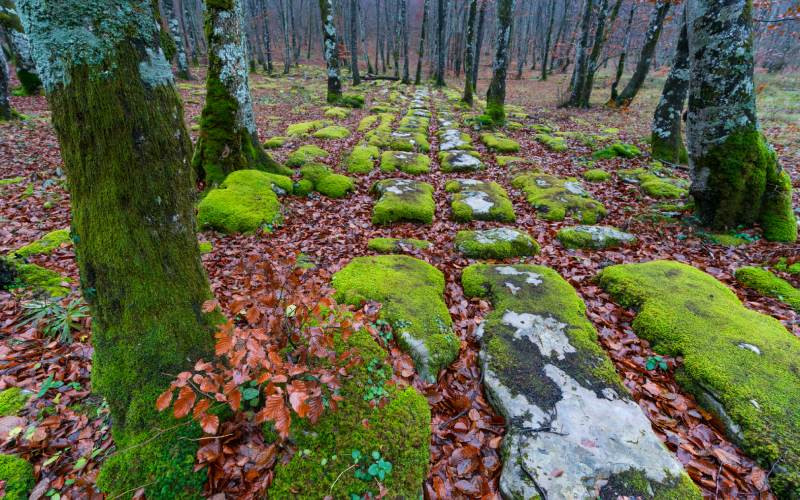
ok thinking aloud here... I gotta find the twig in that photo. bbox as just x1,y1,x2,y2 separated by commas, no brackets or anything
329,463,358,493
437,409,469,430
108,481,156,500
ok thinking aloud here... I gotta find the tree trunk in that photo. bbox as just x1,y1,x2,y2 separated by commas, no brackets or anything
686,0,796,242
278,0,292,73
485,0,514,122
549,0,568,73
613,0,670,107
434,0,446,86
17,0,219,496
563,0,593,107
288,0,299,66
609,2,636,101
472,0,487,90
580,0,623,106
541,0,556,80
514,6,531,79
401,0,410,83
392,0,401,78
651,11,689,164
319,0,343,102
194,0,288,186
376,0,384,73
162,0,192,79
462,0,477,104
0,43,12,120
359,0,373,74
349,0,360,85
414,0,429,84
182,0,200,65
0,0,42,95
262,0,274,73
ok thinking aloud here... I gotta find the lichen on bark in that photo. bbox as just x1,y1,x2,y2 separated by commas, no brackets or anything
651,9,689,164
485,0,515,123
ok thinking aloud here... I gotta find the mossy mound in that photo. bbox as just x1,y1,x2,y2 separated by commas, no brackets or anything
357,114,379,132
0,455,35,500
735,267,800,311
583,168,611,182
598,260,800,497
512,171,606,223
4,262,71,297
313,125,351,140
620,166,688,199
438,151,483,173
445,179,515,222
535,133,568,152
286,120,329,137
0,387,29,416
462,264,697,499
388,131,430,153
286,145,329,167
345,145,381,174
592,142,641,160
197,170,282,233
269,329,430,498
263,136,287,149
368,238,431,254
455,228,539,259
323,106,350,119
12,229,71,258
300,164,355,198
380,151,431,175
335,93,365,108
371,179,435,225
439,129,473,151
706,233,753,247
0,177,24,186
333,255,459,381
198,241,213,254
480,132,520,153
495,155,526,168
557,225,637,250
776,258,800,275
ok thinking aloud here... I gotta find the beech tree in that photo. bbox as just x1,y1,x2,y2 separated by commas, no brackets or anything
651,10,689,164
462,0,478,104
161,0,192,80
400,0,410,84
686,0,796,242
17,0,219,495
319,0,343,102
0,0,41,95
563,0,593,107
349,0,360,85
434,0,446,86
486,0,515,122
472,0,487,91
414,0,429,85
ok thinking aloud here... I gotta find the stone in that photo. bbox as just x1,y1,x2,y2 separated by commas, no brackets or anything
380,151,431,175
512,171,606,223
445,179,515,222
371,179,435,225
438,150,483,172
439,129,473,151
620,166,688,199
480,132,520,153
557,225,637,249
455,229,539,259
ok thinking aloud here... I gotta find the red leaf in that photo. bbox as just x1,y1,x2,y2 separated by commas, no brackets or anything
200,414,219,434
155,388,173,411
173,386,196,419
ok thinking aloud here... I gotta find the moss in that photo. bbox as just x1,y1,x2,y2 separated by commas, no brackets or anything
380,151,431,175
12,228,71,258
480,132,520,153
345,145,380,174
583,168,610,182
0,454,34,500
332,256,459,381
775,258,800,275
368,237,431,254
312,125,351,140
371,179,435,225
323,106,350,119
388,132,430,153
512,171,606,223
620,167,688,200
651,132,689,165
598,260,800,496
197,170,282,233
293,179,314,197
531,124,555,134
735,267,800,311
357,114,379,132
455,228,539,259
495,156,525,168
557,225,637,249
438,151,484,173
335,93,365,108
286,119,328,137
263,136,287,149
592,142,641,160
269,330,429,498
446,179,515,222
286,144,329,167
0,387,29,416
198,241,213,254
16,263,71,297
707,233,751,247
535,133,567,152
300,164,355,198
600,468,701,500
0,176,23,186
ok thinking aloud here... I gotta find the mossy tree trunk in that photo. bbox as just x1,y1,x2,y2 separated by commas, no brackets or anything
651,10,689,165
161,0,192,80
472,0,487,91
400,0,410,84
319,0,342,102
461,0,477,104
18,0,221,495
414,0,429,85
485,0,514,123
193,0,288,186
0,43,12,120
0,0,41,95
434,0,446,86
686,0,796,242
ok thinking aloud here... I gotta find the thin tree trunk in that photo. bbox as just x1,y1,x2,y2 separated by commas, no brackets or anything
319,0,343,102
262,0,274,73
651,8,688,164
549,0,568,73
392,0,401,77
541,0,556,80
162,0,192,79
401,0,410,83
376,0,384,73
462,0,477,103
609,2,636,101
0,44,12,120
349,0,361,84
306,1,314,60
414,0,430,84
434,0,446,86
472,0,487,90
579,0,622,106
486,0,515,122
288,0,299,66
515,3,531,79
278,0,292,73
564,0,594,107
359,0,373,74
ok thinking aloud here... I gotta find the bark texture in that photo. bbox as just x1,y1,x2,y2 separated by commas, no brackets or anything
161,0,192,79
651,12,689,164
414,0,429,85
564,0,593,107
0,0,42,95
319,0,342,101
485,0,515,122
0,42,12,120
348,0,360,85
462,0,477,104
472,0,487,90
434,0,446,86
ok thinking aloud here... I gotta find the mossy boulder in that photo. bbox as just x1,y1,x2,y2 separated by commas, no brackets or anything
776,258,800,275
286,145,329,167
12,229,71,258
620,167,689,199
263,136,287,149
357,114,379,132
495,155,526,168
300,164,355,198
4,261,71,297
592,142,641,160
323,106,350,119
455,229,538,259
512,171,606,223
735,266,800,311
388,131,430,153
380,151,431,175
535,133,567,152
313,125,351,140
345,145,381,174
197,170,282,233
445,179,515,222
371,179,435,225
557,225,637,250
598,260,800,497
480,132,520,153
286,119,328,137
0,387,29,416
333,255,460,381
367,238,431,254
0,455,35,500
583,168,611,182
438,150,483,172
707,233,752,247
462,264,697,499
336,93,365,108
439,129,473,151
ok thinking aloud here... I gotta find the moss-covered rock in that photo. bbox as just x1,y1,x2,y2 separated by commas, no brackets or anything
455,228,538,259
0,387,29,417
480,132,520,153
313,125,351,140
0,454,35,500
557,225,637,249
598,260,800,497
286,119,329,137
495,155,526,168
333,255,459,381
198,241,213,254
775,258,800,275
0,177,24,186
439,129,473,151
357,114,379,132
620,166,689,199
380,151,431,175
583,168,611,182
300,164,355,198
462,264,697,499
323,106,350,119
445,179,515,222
388,131,430,153
12,229,71,258
263,136,287,149
735,266,800,311
286,145,329,167
592,142,641,160
15,263,71,297
197,170,282,233
367,237,431,254
345,145,381,174
438,150,483,173
336,93,365,108
371,179,435,225
512,171,606,223
706,233,752,247
535,133,567,152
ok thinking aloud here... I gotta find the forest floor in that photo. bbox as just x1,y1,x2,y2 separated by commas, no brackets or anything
0,64,798,499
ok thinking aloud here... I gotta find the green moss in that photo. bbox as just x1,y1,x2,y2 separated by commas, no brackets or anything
438,151,484,173
332,255,459,381
198,241,213,254
286,145,329,167
0,455,35,500
12,228,71,258
651,133,689,165
312,125,351,140
15,263,71,297
0,176,23,186
620,167,688,200
598,260,800,497
556,225,636,249
531,124,555,134
0,387,29,417
335,93,365,108
371,179,435,225
445,179,515,222
263,136,287,149
345,145,380,174
592,142,641,160
269,331,429,498
735,266,800,311
323,106,350,119
600,468,701,500
293,179,314,197
380,151,430,175
583,168,610,182
535,133,567,152
707,233,751,247
455,228,539,259
357,114,379,132
197,170,282,233
480,132,520,153
300,164,355,198
367,237,431,253
495,156,525,168
775,258,800,275
286,120,328,137
388,132,430,153
512,171,606,223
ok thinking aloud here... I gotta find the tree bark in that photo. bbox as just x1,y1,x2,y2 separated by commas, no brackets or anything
392,0,401,78
401,0,410,83
434,0,446,86
349,0,360,85
319,0,343,102
359,0,373,74
563,0,593,107
376,0,384,73
609,2,636,101
278,0,292,73
686,0,796,242
462,0,477,104
580,0,623,106
0,0,42,95
0,41,12,120
414,0,429,84
541,0,556,80
162,0,192,79
651,11,689,164
262,0,274,73
485,0,515,122
472,0,487,90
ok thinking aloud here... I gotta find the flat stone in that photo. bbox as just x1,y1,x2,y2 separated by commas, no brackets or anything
372,179,435,225
439,150,483,172
439,129,473,151
455,228,538,259
445,179,515,222
557,225,637,249
512,171,606,224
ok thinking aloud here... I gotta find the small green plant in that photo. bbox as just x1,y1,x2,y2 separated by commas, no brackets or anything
371,319,393,344
351,449,393,482
19,298,89,344
645,355,669,371
363,359,389,405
